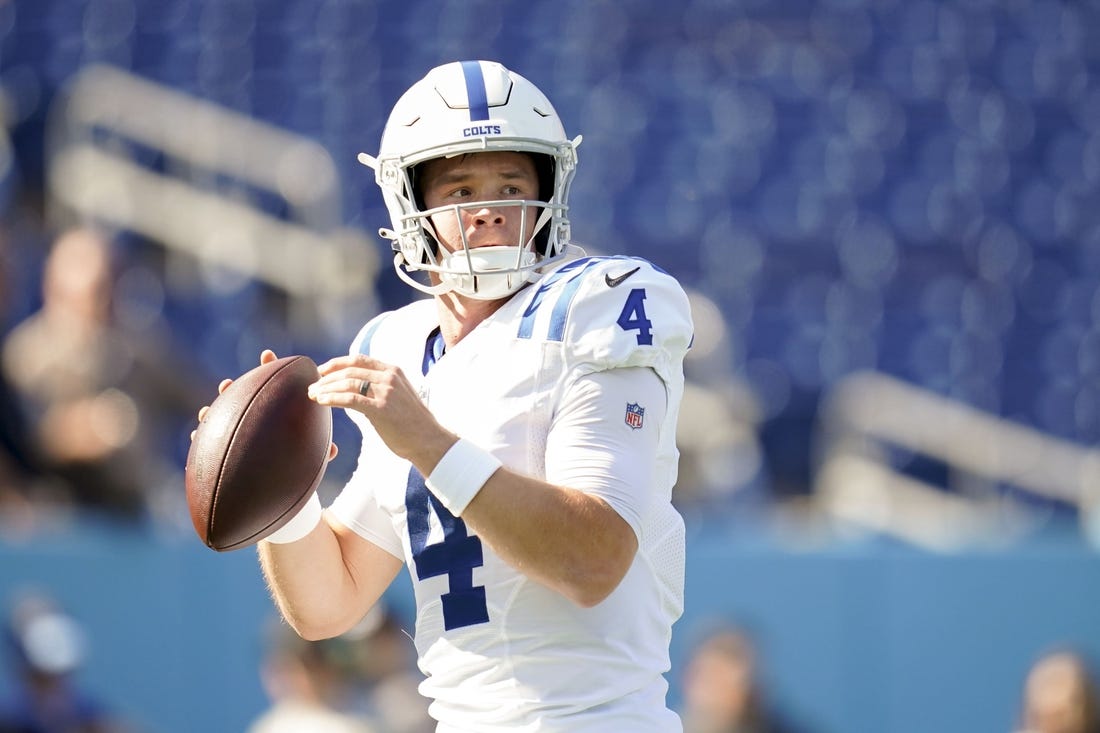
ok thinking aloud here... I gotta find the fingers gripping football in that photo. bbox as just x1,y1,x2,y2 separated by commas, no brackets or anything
309,355,446,464
307,355,406,412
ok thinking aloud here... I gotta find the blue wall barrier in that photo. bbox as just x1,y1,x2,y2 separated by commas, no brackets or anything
1,521,1097,733
0,522,275,732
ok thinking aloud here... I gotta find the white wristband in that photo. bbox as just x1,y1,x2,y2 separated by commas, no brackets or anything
426,439,502,517
264,493,323,544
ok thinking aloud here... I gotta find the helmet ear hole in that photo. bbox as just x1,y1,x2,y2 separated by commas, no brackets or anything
532,210,551,256
420,218,441,264
531,153,555,256
409,163,426,212
407,163,439,263
532,153,554,203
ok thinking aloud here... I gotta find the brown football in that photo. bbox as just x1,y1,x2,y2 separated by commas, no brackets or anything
185,355,331,551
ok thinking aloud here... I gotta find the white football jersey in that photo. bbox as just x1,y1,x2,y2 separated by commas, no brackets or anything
329,255,693,732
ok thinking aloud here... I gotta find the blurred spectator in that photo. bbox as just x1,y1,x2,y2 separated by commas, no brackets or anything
680,625,812,733
1016,649,1100,733
0,360,47,522
249,619,378,733
674,380,770,520
338,606,433,733
672,288,772,520
0,218,53,522
0,590,130,733
0,226,206,522
250,603,432,733
0,234,40,513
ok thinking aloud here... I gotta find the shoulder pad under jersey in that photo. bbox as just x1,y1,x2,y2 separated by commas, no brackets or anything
513,256,693,373
349,299,437,360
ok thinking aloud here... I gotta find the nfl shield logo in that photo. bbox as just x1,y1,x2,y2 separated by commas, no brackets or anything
625,402,645,430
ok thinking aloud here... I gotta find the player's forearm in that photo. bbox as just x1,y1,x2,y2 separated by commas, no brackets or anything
257,514,389,640
461,469,638,607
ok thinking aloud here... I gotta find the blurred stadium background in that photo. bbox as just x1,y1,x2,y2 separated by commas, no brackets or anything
1,0,1099,730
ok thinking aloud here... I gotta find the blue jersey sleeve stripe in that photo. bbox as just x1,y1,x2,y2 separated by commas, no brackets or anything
461,61,490,121
517,258,597,339
547,271,590,341
544,257,649,341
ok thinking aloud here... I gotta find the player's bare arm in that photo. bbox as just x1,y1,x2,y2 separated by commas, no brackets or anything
310,353,639,607
460,466,638,607
258,511,403,640
192,349,404,640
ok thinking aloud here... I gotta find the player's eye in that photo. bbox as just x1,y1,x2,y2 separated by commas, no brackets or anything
447,187,472,199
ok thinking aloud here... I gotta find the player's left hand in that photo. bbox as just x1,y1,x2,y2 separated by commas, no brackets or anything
192,349,339,462
308,355,454,469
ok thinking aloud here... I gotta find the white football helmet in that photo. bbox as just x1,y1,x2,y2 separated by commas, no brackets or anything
358,60,582,300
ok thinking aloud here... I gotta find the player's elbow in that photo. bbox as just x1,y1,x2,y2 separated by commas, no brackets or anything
566,538,637,608
282,611,356,642
272,590,365,641
569,578,623,608
295,624,341,642
289,622,328,642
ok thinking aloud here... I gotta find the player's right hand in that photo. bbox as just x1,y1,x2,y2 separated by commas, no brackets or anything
309,354,450,471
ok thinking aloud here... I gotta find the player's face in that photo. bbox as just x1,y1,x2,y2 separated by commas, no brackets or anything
418,151,541,254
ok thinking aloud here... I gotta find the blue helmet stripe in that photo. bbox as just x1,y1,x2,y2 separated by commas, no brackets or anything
460,60,490,121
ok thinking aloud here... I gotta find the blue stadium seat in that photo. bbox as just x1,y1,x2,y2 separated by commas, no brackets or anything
4,0,1100,505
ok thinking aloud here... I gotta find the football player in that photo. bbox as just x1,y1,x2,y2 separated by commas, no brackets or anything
256,60,693,732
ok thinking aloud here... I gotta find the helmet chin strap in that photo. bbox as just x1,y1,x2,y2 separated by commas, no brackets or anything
390,246,537,300
392,253,452,296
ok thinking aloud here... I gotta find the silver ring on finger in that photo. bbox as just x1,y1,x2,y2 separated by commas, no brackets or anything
358,379,370,397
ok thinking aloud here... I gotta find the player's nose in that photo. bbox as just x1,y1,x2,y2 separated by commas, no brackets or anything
470,205,506,227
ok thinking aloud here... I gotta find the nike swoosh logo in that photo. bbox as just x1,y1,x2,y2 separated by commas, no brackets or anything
605,266,641,288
